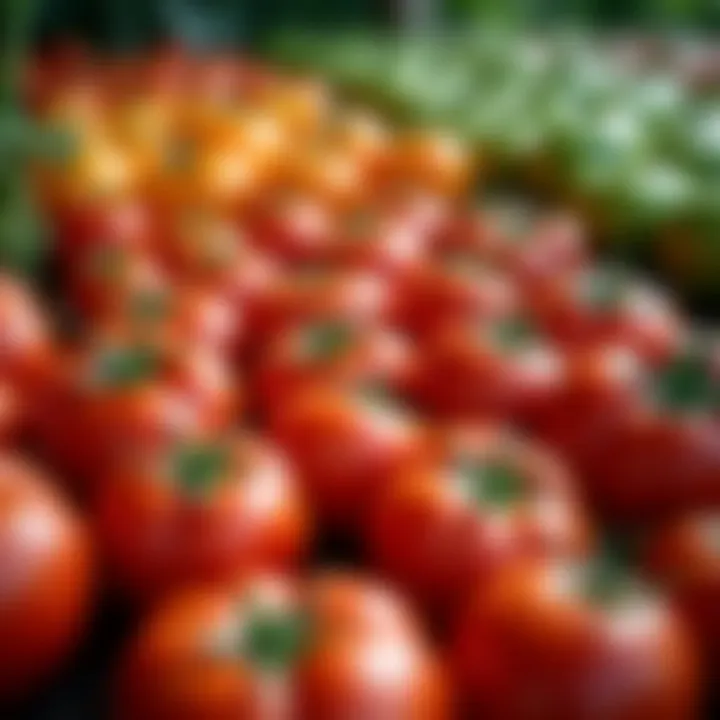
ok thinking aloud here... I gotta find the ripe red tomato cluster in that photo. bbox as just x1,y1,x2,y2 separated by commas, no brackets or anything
0,44,717,718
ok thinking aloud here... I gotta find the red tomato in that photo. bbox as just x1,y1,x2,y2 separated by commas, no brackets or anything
34,335,236,492
581,341,720,523
369,425,589,618
247,191,337,263
271,382,426,529
418,317,565,425
451,556,699,719
328,208,432,281
95,434,309,604
250,270,393,350
255,320,416,419
0,454,93,700
396,253,520,337
54,198,156,268
115,573,448,720
644,513,720,676
66,248,170,323
530,266,684,366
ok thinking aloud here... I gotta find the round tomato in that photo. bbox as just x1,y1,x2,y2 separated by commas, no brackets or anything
250,270,393,350
95,434,308,604
418,317,564,425
530,265,684,366
0,454,93,700
643,513,720,676
247,191,337,263
451,556,699,719
396,253,520,337
271,382,426,530
115,572,448,720
34,335,236,492
328,208,432,281
582,340,720,523
66,248,170,323
369,425,589,618
254,319,416,420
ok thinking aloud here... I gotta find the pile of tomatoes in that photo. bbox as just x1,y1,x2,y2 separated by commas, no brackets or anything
0,44,718,718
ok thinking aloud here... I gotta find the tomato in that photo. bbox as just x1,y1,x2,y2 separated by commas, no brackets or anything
581,340,720,523
0,454,93,700
67,248,170,323
115,573,448,720
247,191,337,263
451,556,699,719
417,317,565,425
369,425,588,618
102,285,244,360
34,335,236,492
260,77,333,138
271,382,426,529
530,344,647,474
325,109,392,172
380,130,473,199
530,265,684,366
250,270,393,350
54,198,156,268
644,513,720,677
95,434,308,604
396,253,520,337
255,319,416,420
328,208,432,281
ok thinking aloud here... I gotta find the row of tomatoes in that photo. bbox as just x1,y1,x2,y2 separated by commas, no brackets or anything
0,47,717,718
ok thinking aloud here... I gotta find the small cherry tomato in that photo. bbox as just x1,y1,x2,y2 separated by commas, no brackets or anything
369,425,589,618
271,382,426,530
115,572,448,720
0,454,93,700
451,555,699,719
95,434,309,604
418,317,565,425
531,265,684,366
255,319,416,420
644,512,720,676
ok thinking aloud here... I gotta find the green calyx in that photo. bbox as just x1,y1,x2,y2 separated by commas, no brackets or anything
172,444,230,500
92,345,161,388
456,457,526,508
300,320,355,360
240,605,311,672
652,349,720,414
581,535,638,606
489,317,537,350
580,267,628,311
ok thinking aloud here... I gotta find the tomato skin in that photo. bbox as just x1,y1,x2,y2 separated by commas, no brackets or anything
643,513,720,676
530,268,684,366
247,192,337,263
271,384,426,530
250,270,394,350
451,559,699,720
254,321,417,421
396,257,520,338
368,425,589,618
33,337,237,492
95,434,309,604
0,454,93,700
417,318,564,425
115,573,448,720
